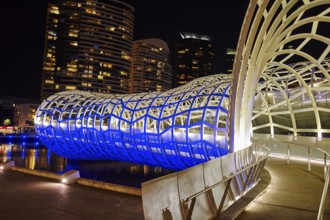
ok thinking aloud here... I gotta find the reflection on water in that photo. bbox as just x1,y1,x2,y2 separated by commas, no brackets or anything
0,140,173,187
0,141,67,173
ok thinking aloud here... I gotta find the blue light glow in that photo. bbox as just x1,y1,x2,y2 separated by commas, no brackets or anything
35,75,231,170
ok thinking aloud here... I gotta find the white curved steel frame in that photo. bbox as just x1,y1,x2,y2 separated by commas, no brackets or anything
253,58,330,138
35,75,231,170
229,0,330,151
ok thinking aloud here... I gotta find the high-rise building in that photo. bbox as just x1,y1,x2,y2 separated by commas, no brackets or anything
225,48,236,74
14,103,39,128
129,39,172,93
0,95,39,134
41,0,134,100
175,31,215,87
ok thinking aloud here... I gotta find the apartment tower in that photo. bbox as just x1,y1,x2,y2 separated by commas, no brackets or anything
41,0,134,100
129,39,172,93
175,31,215,87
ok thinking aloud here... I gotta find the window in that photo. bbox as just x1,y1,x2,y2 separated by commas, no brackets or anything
66,86,76,90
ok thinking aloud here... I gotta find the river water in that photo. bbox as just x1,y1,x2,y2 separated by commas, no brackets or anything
0,139,173,187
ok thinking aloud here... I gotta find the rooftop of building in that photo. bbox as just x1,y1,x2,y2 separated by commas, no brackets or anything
179,31,212,41
134,38,170,52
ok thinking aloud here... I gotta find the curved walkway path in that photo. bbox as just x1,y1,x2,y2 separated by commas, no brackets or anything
237,157,330,220
0,157,329,220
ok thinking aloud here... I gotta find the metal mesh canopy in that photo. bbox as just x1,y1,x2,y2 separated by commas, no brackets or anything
35,75,231,170
253,58,330,138
229,0,330,149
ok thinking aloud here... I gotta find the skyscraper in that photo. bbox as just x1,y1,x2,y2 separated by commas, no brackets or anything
129,39,172,93
175,31,215,87
225,48,236,74
41,0,134,100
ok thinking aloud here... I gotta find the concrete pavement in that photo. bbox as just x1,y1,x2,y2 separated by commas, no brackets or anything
1,157,329,220
0,170,144,220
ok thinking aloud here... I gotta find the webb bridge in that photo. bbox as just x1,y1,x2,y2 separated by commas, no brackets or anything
35,1,330,219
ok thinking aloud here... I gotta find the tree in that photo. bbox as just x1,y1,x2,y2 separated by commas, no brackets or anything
3,119,11,125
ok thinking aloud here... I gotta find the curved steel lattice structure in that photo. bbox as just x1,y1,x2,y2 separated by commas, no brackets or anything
35,0,330,170
229,0,330,149
35,75,231,170
253,58,330,137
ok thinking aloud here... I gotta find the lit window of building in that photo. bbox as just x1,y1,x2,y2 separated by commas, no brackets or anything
129,39,172,93
49,5,59,14
41,0,134,100
175,31,215,87
225,48,236,74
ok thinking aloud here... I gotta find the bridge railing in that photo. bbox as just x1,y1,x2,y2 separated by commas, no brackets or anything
281,142,329,220
142,144,270,220
254,140,330,220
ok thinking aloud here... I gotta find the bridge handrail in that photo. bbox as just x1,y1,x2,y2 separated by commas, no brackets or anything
185,145,270,200
280,141,330,174
180,145,270,219
319,166,330,220
256,140,329,220
142,144,271,219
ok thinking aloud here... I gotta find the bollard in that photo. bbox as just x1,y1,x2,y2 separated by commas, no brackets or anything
0,161,15,170
61,170,80,184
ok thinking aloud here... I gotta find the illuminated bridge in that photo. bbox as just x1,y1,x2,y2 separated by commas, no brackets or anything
34,75,231,170
34,1,330,219
34,57,330,171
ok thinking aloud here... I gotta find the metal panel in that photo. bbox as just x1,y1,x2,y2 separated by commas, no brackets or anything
142,173,181,220
178,164,213,220
221,152,237,178
203,157,223,187
178,164,205,199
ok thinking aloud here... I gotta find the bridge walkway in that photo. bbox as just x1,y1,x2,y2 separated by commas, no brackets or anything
236,157,330,220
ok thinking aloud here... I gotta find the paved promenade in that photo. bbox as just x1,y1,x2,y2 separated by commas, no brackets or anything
0,170,144,220
1,157,329,220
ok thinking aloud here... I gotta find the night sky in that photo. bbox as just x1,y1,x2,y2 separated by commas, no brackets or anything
0,0,248,100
